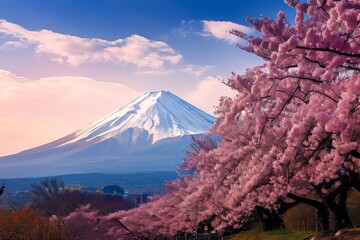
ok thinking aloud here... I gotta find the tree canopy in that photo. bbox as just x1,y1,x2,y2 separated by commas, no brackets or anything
68,1,360,238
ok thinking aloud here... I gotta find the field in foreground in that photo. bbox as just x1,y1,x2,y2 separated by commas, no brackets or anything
231,228,360,240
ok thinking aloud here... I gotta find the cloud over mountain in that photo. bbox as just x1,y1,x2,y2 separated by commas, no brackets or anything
0,70,140,156
0,20,182,68
185,76,237,114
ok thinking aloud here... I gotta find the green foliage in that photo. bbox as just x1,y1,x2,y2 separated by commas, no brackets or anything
230,229,316,240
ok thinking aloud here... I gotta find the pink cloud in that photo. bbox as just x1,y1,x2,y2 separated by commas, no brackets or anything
0,70,140,156
185,76,237,114
0,20,182,68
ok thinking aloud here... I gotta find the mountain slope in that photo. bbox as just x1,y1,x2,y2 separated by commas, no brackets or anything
0,91,215,178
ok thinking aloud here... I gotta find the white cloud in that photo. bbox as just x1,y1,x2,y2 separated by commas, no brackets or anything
135,64,213,76
181,64,213,77
1,40,27,49
172,20,197,37
0,70,141,156
135,69,172,75
0,69,28,87
185,76,237,114
0,20,182,68
202,20,253,44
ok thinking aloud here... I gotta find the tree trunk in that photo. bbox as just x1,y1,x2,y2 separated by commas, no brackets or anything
327,190,353,232
287,193,330,232
255,206,284,231
196,214,215,233
315,206,329,232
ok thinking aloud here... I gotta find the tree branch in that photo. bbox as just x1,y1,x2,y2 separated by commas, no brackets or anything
296,46,360,58
112,218,133,234
269,75,323,83
287,193,325,209
349,150,360,158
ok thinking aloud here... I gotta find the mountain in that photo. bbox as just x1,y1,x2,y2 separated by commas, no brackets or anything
0,91,215,178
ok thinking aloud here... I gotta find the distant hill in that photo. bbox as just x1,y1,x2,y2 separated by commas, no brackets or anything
98,184,125,196
0,171,178,194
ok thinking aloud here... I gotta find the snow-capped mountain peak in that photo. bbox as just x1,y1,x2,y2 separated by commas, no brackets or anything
61,91,215,146
0,91,216,178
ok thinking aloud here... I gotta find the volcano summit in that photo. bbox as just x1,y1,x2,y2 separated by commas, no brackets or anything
0,91,215,178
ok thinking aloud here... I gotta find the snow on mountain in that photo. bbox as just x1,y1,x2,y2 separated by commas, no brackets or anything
60,90,214,146
0,91,215,178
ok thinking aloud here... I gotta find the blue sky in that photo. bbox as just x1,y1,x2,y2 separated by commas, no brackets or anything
0,1,296,155
0,1,293,37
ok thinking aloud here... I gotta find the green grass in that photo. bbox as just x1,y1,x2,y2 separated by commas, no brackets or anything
230,229,317,240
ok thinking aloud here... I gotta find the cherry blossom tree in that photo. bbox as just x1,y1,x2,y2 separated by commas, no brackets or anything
62,204,121,240
103,0,359,237
225,0,360,232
